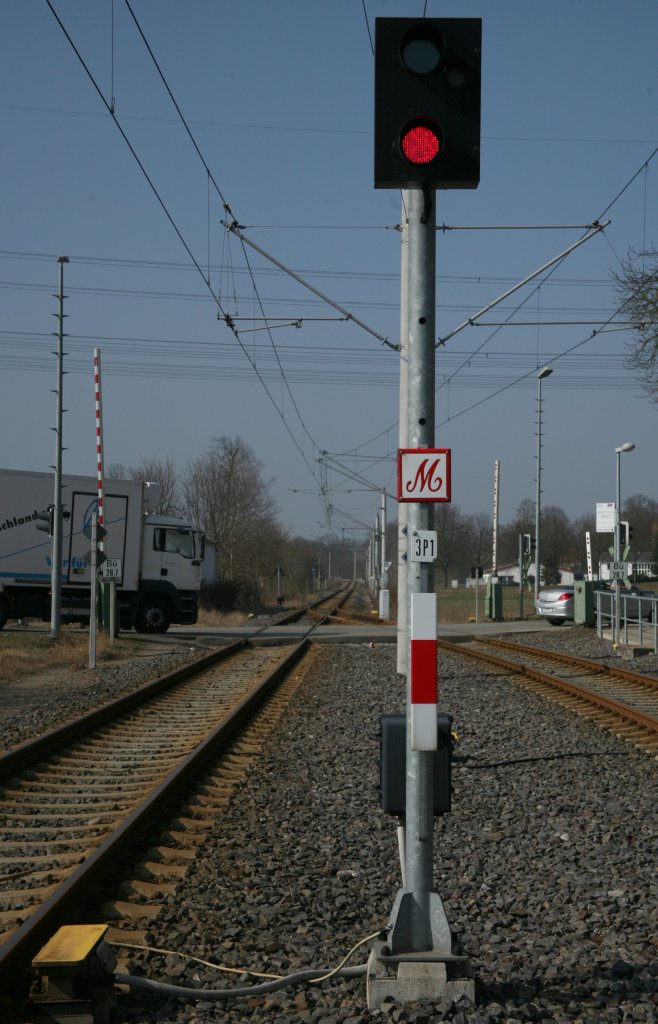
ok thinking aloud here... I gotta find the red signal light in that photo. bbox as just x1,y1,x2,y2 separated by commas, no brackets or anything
400,121,441,165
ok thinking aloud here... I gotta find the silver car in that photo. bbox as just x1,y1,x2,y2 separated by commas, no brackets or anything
536,582,655,625
535,585,574,624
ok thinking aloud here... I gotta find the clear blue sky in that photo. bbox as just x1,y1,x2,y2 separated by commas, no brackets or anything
2,1,657,543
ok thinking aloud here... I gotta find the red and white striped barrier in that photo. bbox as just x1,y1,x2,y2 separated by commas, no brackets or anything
410,592,437,750
93,349,105,547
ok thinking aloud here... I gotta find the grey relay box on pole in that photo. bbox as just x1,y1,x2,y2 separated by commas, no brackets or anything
380,713,453,816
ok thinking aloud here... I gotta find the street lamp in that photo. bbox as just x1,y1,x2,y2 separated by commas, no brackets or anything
534,366,553,605
614,441,636,641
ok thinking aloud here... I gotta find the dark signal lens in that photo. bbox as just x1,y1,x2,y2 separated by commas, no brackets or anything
400,122,441,165
400,25,444,75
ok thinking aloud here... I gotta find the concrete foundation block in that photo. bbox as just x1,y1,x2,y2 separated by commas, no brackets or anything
366,949,475,1011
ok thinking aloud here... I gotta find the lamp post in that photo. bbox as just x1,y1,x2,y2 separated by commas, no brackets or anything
534,366,553,605
614,442,635,641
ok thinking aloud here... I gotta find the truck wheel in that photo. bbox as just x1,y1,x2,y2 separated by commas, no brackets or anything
136,597,171,634
0,598,9,630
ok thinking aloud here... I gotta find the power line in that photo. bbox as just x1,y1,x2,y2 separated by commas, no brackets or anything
0,250,619,288
4,103,656,147
44,0,327,497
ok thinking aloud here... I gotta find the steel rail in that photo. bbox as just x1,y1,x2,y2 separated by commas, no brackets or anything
438,639,658,735
0,633,318,985
0,584,352,777
477,636,658,690
0,581,358,986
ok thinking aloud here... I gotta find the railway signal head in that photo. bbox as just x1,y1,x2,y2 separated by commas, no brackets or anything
35,507,54,535
374,17,482,190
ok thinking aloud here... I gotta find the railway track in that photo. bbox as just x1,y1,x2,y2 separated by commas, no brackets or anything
8,587,653,1012
0,585,361,1002
440,635,658,755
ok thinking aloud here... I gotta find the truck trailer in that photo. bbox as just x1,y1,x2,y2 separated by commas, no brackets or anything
0,468,205,633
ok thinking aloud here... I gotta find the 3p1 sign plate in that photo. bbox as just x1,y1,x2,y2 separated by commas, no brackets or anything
410,530,437,562
397,448,451,503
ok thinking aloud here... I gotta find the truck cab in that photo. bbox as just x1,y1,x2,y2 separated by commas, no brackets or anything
134,516,204,633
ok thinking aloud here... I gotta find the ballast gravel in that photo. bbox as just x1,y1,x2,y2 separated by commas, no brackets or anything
0,647,201,749
111,628,657,1024
2,627,656,1023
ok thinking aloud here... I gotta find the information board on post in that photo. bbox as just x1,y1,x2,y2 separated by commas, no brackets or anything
101,558,122,583
596,502,616,533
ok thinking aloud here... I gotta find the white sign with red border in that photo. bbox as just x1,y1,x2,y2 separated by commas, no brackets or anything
397,448,451,503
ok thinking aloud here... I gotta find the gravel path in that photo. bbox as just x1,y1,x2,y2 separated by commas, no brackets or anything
100,629,656,1024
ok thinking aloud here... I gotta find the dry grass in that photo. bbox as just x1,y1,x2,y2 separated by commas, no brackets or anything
196,608,248,627
436,585,533,623
384,587,532,624
0,630,136,683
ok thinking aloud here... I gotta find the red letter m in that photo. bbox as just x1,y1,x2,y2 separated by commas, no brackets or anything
406,458,443,495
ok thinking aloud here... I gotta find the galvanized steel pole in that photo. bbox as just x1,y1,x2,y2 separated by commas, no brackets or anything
534,366,553,605
50,256,69,639
403,187,436,948
379,490,389,618
397,193,410,674
615,442,635,642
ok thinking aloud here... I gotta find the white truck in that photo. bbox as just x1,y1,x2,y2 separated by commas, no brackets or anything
0,468,205,633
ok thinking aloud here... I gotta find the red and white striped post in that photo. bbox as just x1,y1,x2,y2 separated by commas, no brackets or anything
93,348,105,545
93,349,115,642
410,592,437,750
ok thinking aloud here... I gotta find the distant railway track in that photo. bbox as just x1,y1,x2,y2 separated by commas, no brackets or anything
440,636,658,755
0,584,363,995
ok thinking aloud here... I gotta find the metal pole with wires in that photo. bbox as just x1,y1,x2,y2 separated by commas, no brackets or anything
379,490,389,618
400,185,437,946
397,193,410,674
614,442,635,642
534,366,553,606
50,256,69,640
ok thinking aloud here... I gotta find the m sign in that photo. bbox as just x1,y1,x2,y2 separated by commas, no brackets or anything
397,448,451,503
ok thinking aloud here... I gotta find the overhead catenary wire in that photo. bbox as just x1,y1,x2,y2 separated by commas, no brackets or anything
341,144,658,459
221,220,395,349
4,100,657,147
44,0,326,495
121,0,331,476
46,0,410,529
436,221,609,346
436,260,658,429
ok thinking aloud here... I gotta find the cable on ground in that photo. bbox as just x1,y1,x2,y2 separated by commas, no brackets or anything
111,929,382,1002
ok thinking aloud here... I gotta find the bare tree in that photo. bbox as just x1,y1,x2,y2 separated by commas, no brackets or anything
614,247,658,402
181,437,276,580
435,504,467,587
106,462,128,480
620,493,658,554
130,456,180,515
498,499,536,565
105,457,180,515
540,505,575,585
464,511,490,571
